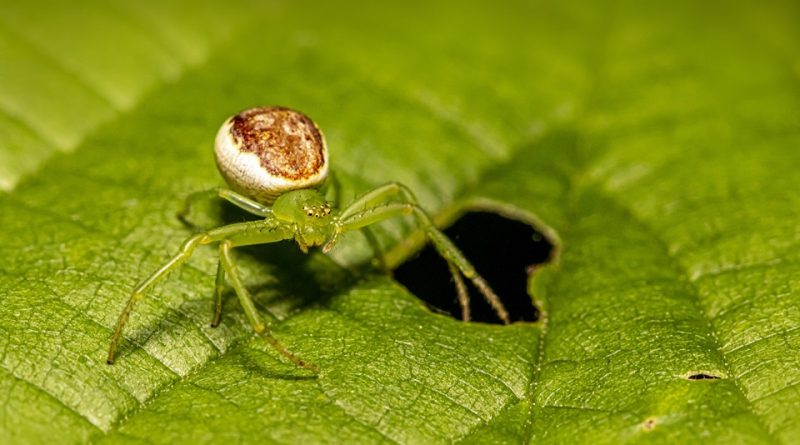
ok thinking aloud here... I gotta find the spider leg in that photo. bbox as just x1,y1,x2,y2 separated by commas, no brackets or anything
108,219,297,365
338,198,510,324
107,232,212,364
211,259,225,327
218,240,264,332
336,182,430,272
418,215,510,324
217,189,273,217
178,188,272,227
219,240,317,372
338,182,415,221
361,226,389,272
329,183,411,260
323,173,388,271
321,170,342,206
448,262,471,322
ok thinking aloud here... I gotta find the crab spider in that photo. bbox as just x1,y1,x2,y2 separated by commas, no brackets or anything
107,107,510,369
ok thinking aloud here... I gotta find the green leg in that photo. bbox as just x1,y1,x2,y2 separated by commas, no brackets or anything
322,169,342,207
211,260,225,327
416,213,510,324
107,232,212,364
108,218,293,365
217,189,272,217
338,204,414,231
338,182,414,221
449,262,470,322
218,241,264,332
339,200,510,325
219,241,318,372
178,188,272,227
361,226,389,272
336,182,419,271
321,174,387,270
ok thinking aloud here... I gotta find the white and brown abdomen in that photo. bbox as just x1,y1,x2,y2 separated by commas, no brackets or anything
214,106,329,204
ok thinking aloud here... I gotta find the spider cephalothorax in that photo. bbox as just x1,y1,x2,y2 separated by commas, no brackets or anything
272,189,335,251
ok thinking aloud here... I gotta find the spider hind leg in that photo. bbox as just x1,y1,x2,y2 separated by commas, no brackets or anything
337,182,511,324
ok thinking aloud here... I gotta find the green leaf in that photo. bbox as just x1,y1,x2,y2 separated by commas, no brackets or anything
1,1,799,444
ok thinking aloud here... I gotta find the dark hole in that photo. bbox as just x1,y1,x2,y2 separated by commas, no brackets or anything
393,211,553,324
687,373,721,380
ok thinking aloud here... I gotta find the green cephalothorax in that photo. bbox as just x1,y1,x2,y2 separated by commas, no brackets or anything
272,189,335,251
107,106,509,372
272,189,333,225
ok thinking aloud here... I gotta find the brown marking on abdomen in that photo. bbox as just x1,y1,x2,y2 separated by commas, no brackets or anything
230,106,326,181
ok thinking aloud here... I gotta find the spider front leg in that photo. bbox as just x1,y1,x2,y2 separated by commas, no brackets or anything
107,231,214,364
218,240,318,372
323,172,388,271
218,240,265,332
108,219,316,372
336,183,511,324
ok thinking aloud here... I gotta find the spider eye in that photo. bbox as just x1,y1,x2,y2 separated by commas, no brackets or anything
307,210,313,217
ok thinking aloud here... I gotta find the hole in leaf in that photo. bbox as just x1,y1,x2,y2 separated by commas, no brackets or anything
687,373,721,380
394,211,553,324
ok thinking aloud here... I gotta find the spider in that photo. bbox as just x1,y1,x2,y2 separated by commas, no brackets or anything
106,106,510,369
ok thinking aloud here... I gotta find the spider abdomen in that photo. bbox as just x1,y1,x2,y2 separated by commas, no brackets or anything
214,106,329,204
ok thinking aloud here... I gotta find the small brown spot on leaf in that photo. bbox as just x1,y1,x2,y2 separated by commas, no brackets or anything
643,418,656,431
